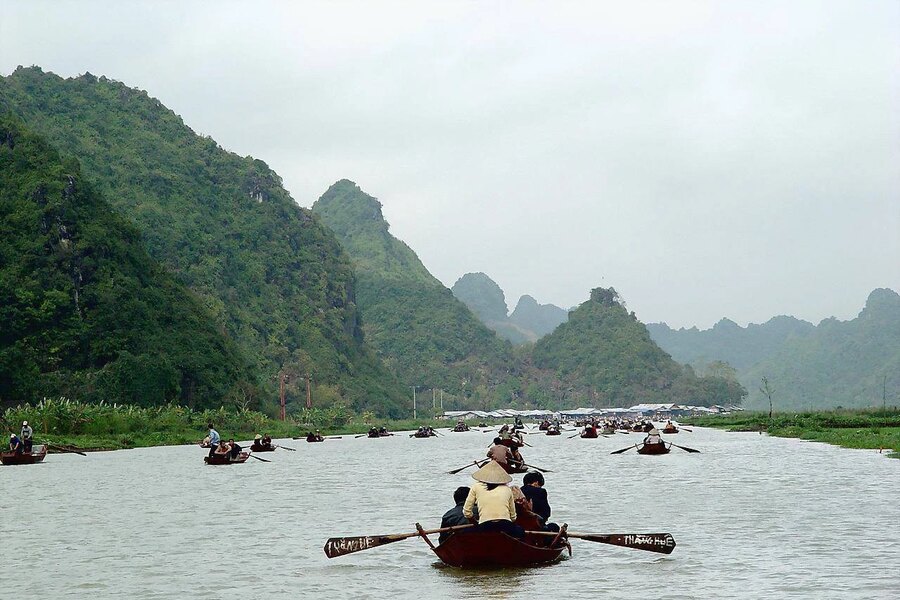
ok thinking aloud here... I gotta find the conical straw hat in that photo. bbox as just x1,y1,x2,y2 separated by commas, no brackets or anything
649,428,660,435
472,460,512,485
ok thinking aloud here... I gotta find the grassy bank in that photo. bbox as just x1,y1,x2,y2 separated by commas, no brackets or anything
686,409,900,458
1,398,455,452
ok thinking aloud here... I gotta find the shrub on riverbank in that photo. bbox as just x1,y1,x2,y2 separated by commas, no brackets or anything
0,397,460,450
687,408,900,458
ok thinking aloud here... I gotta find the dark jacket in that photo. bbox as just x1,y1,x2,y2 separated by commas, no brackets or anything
521,486,551,522
439,503,477,543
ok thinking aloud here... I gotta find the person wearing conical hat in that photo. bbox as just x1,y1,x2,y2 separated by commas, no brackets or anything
462,460,525,539
644,427,663,445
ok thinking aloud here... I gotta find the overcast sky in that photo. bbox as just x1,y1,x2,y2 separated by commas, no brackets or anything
2,1,898,328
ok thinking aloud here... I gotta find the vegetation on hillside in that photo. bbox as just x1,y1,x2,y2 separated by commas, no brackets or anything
532,287,746,407
0,116,252,409
313,180,520,397
0,67,407,416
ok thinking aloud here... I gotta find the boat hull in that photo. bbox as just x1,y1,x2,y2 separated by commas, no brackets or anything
432,531,567,568
250,444,276,452
1,445,47,465
662,428,678,434
637,443,670,455
204,451,250,464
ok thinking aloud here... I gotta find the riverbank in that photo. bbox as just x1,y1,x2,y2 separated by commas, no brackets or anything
1,398,462,452
685,409,900,458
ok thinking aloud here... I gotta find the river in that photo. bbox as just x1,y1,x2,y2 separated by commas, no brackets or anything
2,426,897,599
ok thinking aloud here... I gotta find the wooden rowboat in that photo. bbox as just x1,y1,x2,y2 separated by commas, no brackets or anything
637,443,670,455
250,443,276,452
662,427,678,434
1,445,48,466
423,530,569,568
580,428,599,439
204,451,250,465
545,428,561,436
501,462,528,474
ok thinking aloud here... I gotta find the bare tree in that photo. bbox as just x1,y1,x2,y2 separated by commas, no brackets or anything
760,377,775,420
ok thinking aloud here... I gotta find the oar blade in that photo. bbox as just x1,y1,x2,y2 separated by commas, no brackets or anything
323,534,409,558
578,533,676,554
610,444,637,454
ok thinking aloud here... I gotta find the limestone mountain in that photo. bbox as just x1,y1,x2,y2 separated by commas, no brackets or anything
312,180,519,396
741,288,900,410
646,315,815,371
0,67,406,415
451,272,568,344
0,116,252,408
509,295,568,338
531,287,746,407
451,273,510,323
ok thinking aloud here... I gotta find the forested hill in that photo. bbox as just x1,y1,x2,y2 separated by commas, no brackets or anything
0,67,407,416
531,288,746,407
451,272,568,344
646,315,815,371
0,117,251,408
741,289,900,410
312,180,519,396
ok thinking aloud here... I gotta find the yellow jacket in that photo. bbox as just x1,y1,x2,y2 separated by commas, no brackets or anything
463,482,516,522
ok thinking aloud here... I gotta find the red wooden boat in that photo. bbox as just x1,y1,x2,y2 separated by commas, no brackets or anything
424,530,569,568
637,443,670,455
545,428,561,436
452,425,470,432
580,428,598,439
1,445,48,466
501,462,528,474
662,427,678,434
250,443,276,452
307,434,325,442
204,451,250,465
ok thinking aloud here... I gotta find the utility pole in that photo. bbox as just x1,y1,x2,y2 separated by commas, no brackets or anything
306,373,312,409
432,388,436,409
884,375,887,410
412,386,417,420
440,389,443,411
279,374,287,421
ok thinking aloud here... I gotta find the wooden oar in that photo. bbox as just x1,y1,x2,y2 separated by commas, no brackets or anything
521,462,552,473
324,523,475,558
527,529,676,554
610,444,639,454
248,454,271,462
46,442,87,457
354,434,367,438
447,459,488,475
669,442,700,453
679,427,693,433
274,444,296,451
566,432,581,439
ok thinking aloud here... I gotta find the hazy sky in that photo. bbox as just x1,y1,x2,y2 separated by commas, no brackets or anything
3,1,898,328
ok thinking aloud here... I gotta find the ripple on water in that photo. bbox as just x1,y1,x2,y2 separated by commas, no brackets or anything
2,428,898,599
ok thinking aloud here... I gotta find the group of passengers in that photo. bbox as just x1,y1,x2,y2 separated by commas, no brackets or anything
253,434,273,449
416,426,437,437
7,421,34,454
204,424,243,460
440,461,560,544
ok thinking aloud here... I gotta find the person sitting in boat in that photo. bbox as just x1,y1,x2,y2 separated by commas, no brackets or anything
488,438,514,467
9,434,24,454
207,423,221,457
427,426,436,437
514,416,524,430
510,486,543,532
522,471,559,532
538,419,551,431
262,434,273,448
379,426,388,436
213,441,230,459
227,439,242,460
644,428,663,445
462,461,524,539
439,486,478,543
369,426,379,437
21,421,33,452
